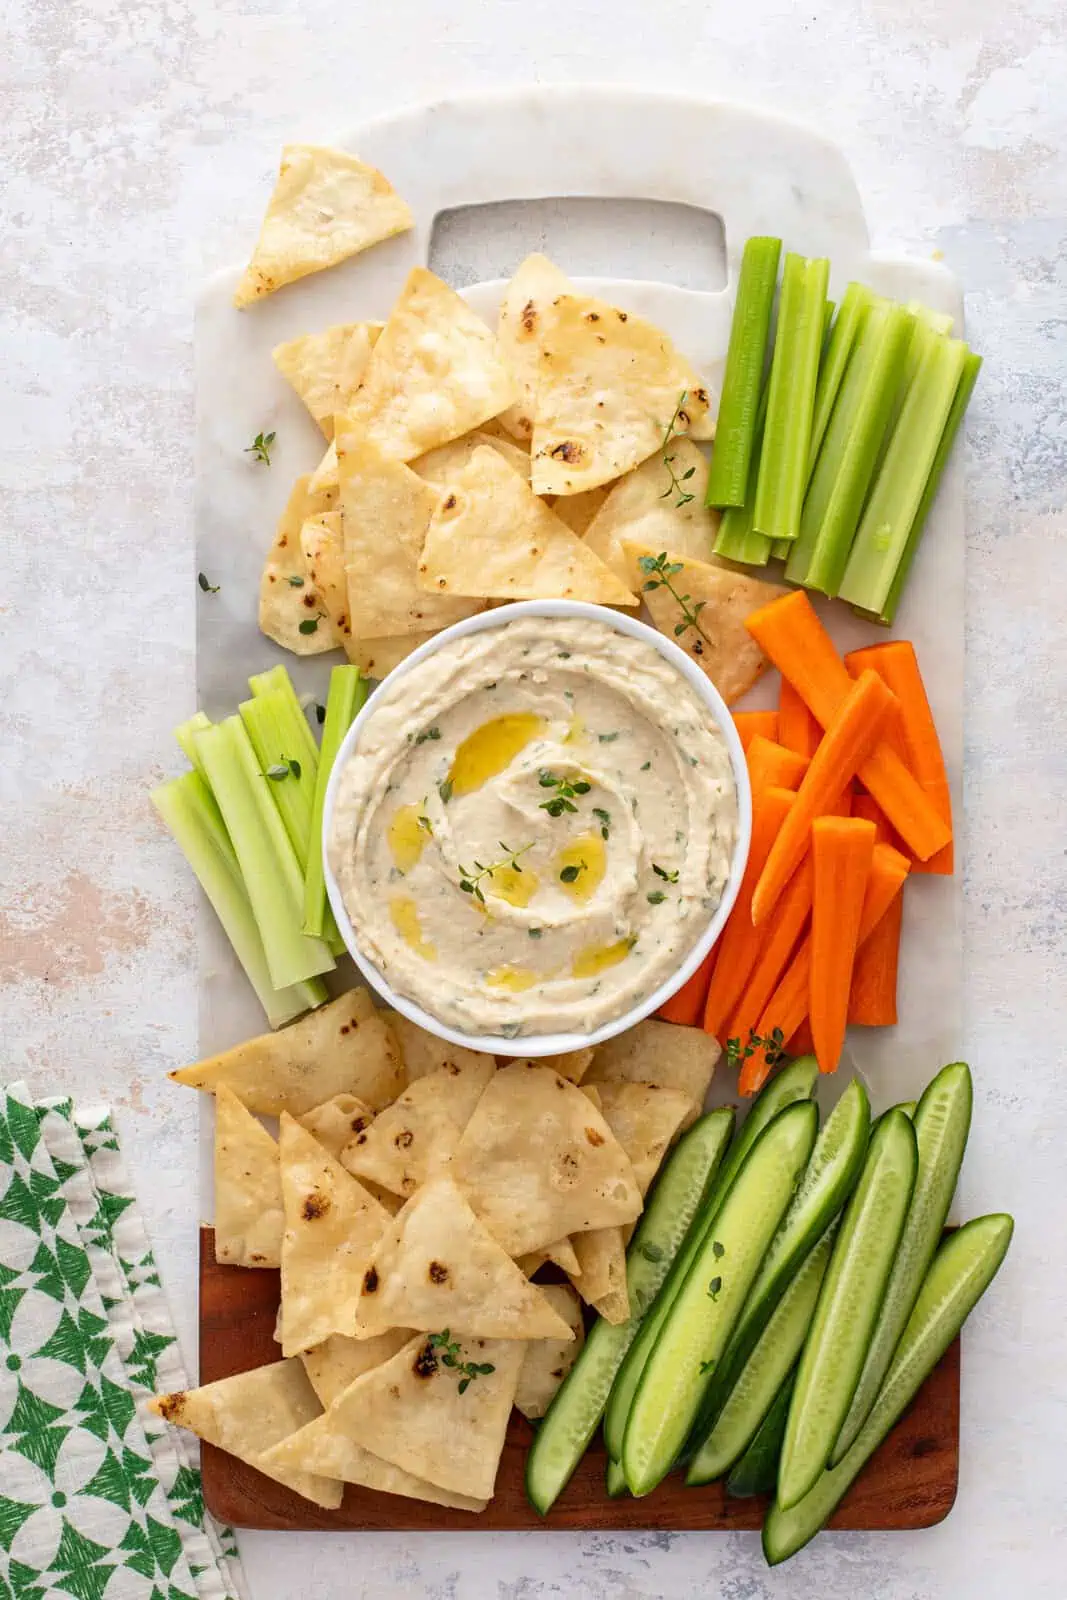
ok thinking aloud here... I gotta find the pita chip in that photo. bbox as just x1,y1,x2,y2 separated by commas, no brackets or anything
583,440,717,586
299,1328,411,1408
509,1047,593,1086
299,509,354,653
234,144,413,308
297,1093,374,1160
552,483,611,535
309,438,339,495
337,428,484,639
319,1332,523,1500
596,1080,696,1195
278,1114,391,1355
517,1237,582,1280
383,1009,496,1086
345,266,518,460
515,1283,585,1421
416,447,636,605
569,1227,629,1323
412,427,531,485
258,475,341,654
495,252,576,441
273,321,382,438
453,1061,643,1256
348,631,436,681
170,989,403,1115
357,1176,574,1341
340,1057,495,1198
213,1085,284,1268
586,1018,721,1119
150,1359,342,1510
531,292,714,495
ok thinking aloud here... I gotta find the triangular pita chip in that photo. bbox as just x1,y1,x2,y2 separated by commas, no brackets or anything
340,1057,495,1197
259,475,341,654
586,1018,721,1121
299,1328,412,1408
297,1093,373,1159
569,1227,628,1323
279,1114,391,1354
623,541,782,704
384,1010,497,1086
412,428,531,485
273,321,382,438
552,484,612,535
531,293,714,494
509,1048,593,1086
453,1061,643,1256
517,1237,582,1279
596,1079,696,1195
345,266,518,460
150,1360,342,1509
584,440,717,585
318,1331,523,1499
494,253,576,441
515,1283,585,1420
416,447,636,604
309,438,339,494
171,990,403,1115
213,1085,284,1268
260,1367,488,1511
234,145,413,309
337,428,484,639
300,510,354,653
357,1176,575,1341
349,631,436,681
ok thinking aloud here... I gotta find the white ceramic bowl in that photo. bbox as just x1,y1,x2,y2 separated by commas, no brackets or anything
322,600,752,1057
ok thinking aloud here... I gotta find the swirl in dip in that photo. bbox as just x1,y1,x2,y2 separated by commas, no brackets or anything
327,616,738,1037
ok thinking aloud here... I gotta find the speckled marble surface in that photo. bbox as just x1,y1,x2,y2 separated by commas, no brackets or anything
4,2,1066,1595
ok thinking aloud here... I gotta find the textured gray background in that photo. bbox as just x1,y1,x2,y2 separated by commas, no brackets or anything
3,1,1065,1595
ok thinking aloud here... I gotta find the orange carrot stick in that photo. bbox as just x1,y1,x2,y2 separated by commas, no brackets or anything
746,736,809,793
810,817,877,1074
849,893,904,1025
733,710,779,754
658,946,717,1025
703,785,795,1041
745,592,951,861
788,1018,815,1057
851,791,898,849
728,856,812,1048
751,671,894,926
778,678,821,758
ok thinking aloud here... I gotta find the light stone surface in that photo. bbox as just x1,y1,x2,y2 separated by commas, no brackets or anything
3,2,1065,1596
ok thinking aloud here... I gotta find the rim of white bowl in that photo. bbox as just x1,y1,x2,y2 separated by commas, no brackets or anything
322,600,753,1057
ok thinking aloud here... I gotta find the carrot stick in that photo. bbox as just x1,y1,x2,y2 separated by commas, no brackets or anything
733,710,779,754
746,736,809,792
851,791,897,849
745,592,951,861
849,893,903,1025
658,946,717,1025
788,1018,815,1056
751,671,894,926
845,640,953,875
703,785,795,1041
777,678,821,758
810,817,877,1073
728,856,812,1047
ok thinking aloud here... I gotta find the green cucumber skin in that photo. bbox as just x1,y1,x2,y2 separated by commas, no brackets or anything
763,1215,1013,1566
689,1078,870,1451
777,1109,918,1511
831,1062,972,1464
603,1057,819,1461
605,1457,629,1498
726,1371,796,1498
622,1101,819,1498
524,1109,734,1516
686,1224,836,1486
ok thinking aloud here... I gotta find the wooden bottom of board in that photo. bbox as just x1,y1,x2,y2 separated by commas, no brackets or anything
198,1228,960,1533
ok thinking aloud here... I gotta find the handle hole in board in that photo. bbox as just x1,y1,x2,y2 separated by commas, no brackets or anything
429,197,727,292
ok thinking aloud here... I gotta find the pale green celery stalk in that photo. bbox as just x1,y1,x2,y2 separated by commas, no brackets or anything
193,717,334,990
807,283,872,483
304,665,368,939
865,350,982,626
871,304,954,483
838,334,968,615
752,253,830,541
150,771,326,1027
705,236,782,509
713,389,772,566
239,689,319,869
175,711,212,778
802,302,915,597
248,664,319,771
905,299,954,337
770,538,791,561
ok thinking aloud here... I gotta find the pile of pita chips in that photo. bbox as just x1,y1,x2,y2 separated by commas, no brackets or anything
234,144,413,308
213,1086,284,1268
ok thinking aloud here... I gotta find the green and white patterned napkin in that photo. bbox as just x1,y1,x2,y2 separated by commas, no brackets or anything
0,1083,247,1600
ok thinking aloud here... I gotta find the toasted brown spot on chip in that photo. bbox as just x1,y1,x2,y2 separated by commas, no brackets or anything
412,1344,438,1379
521,299,538,333
394,1129,414,1150
302,1190,330,1221
351,1115,371,1134
617,310,629,322
156,1392,186,1423
549,440,583,464
585,1126,605,1146
363,1265,379,1293
443,494,457,510
428,1260,449,1284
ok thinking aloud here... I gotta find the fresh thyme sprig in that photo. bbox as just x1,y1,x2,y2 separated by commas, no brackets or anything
638,551,713,647
726,1027,786,1074
197,571,220,594
559,859,588,885
427,1329,496,1394
245,430,276,466
652,862,679,883
538,768,591,817
264,757,301,782
458,841,534,903
659,391,698,508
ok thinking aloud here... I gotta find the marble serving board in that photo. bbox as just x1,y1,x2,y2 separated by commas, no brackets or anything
194,87,964,1530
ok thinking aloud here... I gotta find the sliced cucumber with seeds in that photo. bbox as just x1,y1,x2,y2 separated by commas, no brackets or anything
686,1223,837,1485
622,1100,819,1497
525,1108,734,1516
605,1457,628,1498
689,1077,870,1452
725,1371,796,1498
603,1055,819,1461
777,1108,917,1510
831,1061,972,1464
764,1214,1013,1564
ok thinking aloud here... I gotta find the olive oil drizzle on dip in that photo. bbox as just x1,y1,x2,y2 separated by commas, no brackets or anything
327,617,737,1037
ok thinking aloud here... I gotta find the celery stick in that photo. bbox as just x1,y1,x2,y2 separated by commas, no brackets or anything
808,283,872,482
869,350,982,625
304,665,367,938
175,711,212,778
248,664,319,771
239,689,319,869
838,334,968,614
193,717,334,990
753,253,830,541
714,388,772,566
802,302,915,596
150,772,326,1027
706,236,782,509
770,538,791,561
